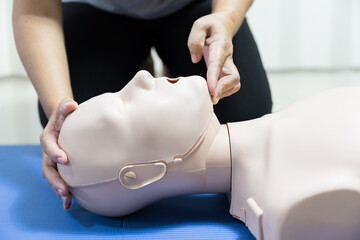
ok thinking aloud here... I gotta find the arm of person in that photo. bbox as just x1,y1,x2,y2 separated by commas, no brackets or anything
13,0,77,209
188,0,253,104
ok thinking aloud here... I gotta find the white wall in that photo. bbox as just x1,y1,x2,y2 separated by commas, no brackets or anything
0,0,41,145
0,0,11,77
0,77,42,145
0,0,360,144
247,0,360,71
0,0,27,78
1,0,359,76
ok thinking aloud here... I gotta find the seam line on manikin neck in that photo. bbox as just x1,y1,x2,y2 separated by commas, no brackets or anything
226,123,232,192
167,131,206,168
167,112,214,167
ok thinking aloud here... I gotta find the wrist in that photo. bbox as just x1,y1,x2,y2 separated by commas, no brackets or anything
211,0,253,36
212,11,242,37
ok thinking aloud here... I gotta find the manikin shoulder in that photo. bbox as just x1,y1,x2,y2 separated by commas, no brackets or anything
230,88,360,240
268,87,360,171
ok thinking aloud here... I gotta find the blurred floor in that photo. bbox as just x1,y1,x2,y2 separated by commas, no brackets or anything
0,70,359,145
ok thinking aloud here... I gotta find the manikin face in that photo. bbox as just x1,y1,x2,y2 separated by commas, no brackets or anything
58,70,213,216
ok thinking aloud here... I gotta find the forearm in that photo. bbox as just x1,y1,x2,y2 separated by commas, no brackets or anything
13,0,73,118
212,0,254,36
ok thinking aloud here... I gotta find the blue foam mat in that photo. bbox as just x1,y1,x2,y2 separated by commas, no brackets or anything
0,145,255,239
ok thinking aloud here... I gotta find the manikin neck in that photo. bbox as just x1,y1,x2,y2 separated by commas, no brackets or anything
204,116,232,193
227,115,272,224
165,113,231,194
158,113,270,197
186,113,270,195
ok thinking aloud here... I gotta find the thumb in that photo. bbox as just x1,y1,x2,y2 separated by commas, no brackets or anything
51,98,78,133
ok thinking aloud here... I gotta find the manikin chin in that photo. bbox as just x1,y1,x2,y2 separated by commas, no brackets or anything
58,70,360,240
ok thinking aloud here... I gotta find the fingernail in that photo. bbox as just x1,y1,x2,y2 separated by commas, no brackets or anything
63,101,71,107
212,96,219,105
191,54,198,63
63,101,77,110
61,196,67,208
57,188,62,196
57,157,64,164
215,89,221,101
58,156,67,164
62,102,72,112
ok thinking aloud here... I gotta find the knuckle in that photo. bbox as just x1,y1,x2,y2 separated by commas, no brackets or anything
235,73,240,83
193,18,204,28
50,121,60,132
41,167,46,178
40,136,50,154
220,39,232,50
234,83,241,92
225,43,233,55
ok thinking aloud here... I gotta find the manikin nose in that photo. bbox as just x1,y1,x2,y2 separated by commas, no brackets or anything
135,70,155,90
166,77,180,84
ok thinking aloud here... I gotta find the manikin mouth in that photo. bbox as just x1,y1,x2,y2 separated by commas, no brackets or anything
166,77,180,84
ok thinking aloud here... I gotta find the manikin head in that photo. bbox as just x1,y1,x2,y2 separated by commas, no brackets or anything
58,70,214,216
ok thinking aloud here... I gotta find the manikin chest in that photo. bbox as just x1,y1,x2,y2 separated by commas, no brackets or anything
229,88,360,240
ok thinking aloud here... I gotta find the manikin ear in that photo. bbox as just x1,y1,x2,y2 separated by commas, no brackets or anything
118,124,207,190
119,161,167,189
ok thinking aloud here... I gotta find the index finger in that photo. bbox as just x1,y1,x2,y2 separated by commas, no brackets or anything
188,18,208,63
41,152,72,209
40,131,67,164
205,41,227,96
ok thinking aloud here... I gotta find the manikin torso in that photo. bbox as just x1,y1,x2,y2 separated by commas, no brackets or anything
58,71,360,240
228,88,360,240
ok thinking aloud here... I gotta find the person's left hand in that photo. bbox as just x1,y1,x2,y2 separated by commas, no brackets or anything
188,12,240,104
40,98,77,209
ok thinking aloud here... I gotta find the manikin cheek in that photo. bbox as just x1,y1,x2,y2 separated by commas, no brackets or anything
120,81,154,103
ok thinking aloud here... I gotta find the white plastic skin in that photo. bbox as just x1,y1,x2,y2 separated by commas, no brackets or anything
58,70,231,216
229,88,360,240
58,70,360,240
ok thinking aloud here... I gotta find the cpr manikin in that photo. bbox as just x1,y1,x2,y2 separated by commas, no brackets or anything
58,70,360,240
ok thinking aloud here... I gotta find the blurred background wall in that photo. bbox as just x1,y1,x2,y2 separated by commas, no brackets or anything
248,0,360,70
0,0,26,77
0,0,359,144
0,0,43,145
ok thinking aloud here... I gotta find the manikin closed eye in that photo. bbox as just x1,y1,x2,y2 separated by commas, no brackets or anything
59,70,360,240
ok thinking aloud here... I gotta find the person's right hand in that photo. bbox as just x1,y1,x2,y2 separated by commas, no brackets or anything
40,98,78,209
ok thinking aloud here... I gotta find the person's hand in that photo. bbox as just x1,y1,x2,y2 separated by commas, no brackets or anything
188,12,241,104
40,98,78,209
